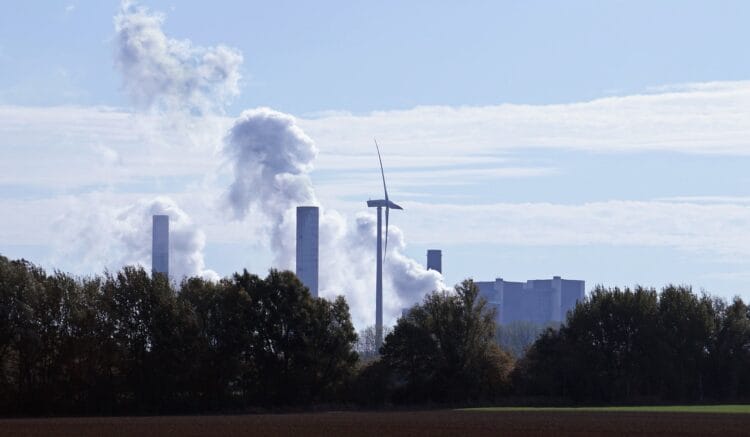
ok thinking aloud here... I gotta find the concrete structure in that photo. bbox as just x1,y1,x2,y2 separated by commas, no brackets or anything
426,249,442,273
296,206,319,297
476,276,585,325
152,215,169,278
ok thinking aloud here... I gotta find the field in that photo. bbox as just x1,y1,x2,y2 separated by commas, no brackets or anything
462,404,750,413
2,407,750,437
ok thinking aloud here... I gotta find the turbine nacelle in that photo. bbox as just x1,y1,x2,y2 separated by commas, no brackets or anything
366,199,403,210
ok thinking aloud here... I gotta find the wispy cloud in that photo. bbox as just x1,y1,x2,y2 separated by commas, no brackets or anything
4,79,748,194
299,80,750,156
397,199,750,260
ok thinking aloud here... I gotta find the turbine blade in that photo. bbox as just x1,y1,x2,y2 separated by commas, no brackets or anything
374,138,388,201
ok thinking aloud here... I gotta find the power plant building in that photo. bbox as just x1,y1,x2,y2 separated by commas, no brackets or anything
152,215,169,278
296,206,319,297
476,276,585,325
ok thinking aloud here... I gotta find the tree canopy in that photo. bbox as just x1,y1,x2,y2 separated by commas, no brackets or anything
0,255,358,414
514,285,750,402
376,279,514,403
4,253,750,413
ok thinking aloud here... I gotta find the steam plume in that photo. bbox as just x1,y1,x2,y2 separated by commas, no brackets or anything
114,1,242,114
58,196,218,281
109,1,444,328
222,108,444,326
224,108,318,266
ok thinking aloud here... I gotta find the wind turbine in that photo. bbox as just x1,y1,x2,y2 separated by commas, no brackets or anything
367,139,403,351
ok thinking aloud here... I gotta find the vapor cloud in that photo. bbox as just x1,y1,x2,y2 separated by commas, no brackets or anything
222,107,444,327
315,211,444,327
56,196,218,281
114,1,242,113
224,108,318,265
109,2,445,328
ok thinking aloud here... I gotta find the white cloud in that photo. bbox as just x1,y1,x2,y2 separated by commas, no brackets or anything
0,105,228,189
298,80,750,156
397,199,750,259
114,1,243,114
2,79,748,192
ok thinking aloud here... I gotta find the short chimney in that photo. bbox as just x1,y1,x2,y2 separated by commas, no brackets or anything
427,249,442,273
152,215,169,278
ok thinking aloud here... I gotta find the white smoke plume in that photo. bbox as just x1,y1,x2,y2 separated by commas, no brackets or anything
222,107,444,327
224,108,318,267
109,2,444,328
103,1,226,285
57,196,218,282
114,1,243,114
317,212,444,327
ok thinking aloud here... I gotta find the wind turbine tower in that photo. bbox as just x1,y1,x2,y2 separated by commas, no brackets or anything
367,140,403,351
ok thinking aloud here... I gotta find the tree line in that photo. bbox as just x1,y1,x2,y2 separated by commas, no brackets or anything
0,256,356,414
2,253,750,415
514,285,750,402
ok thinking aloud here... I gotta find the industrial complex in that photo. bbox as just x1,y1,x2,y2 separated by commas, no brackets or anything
476,276,585,326
148,148,586,337
150,213,585,330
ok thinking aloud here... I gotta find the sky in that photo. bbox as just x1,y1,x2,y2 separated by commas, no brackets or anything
2,1,750,329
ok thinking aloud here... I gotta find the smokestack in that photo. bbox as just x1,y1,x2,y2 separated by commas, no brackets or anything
152,214,169,278
296,206,319,297
427,249,442,273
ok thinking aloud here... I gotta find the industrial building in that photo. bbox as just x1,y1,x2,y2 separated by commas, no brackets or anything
476,276,585,325
152,214,169,278
296,206,319,297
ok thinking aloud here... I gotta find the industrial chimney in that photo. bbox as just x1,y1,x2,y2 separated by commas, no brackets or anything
296,206,319,297
427,249,442,273
152,215,169,278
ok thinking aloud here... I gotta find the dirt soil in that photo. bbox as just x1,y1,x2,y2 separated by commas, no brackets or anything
2,410,749,437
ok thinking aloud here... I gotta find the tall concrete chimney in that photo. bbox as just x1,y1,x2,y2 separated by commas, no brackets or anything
296,206,319,297
152,215,169,278
426,249,442,273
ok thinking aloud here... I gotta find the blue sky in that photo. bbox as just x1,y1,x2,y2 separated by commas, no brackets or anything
2,1,750,327
4,1,750,112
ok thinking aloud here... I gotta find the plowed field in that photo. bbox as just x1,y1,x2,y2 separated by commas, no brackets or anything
2,409,750,437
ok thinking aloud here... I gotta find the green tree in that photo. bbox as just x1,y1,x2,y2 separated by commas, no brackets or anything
496,320,550,359
2,258,50,413
511,327,568,397
515,286,663,401
179,275,253,409
656,286,715,400
380,279,513,403
237,269,358,405
709,297,750,399
98,266,195,412
569,286,660,401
